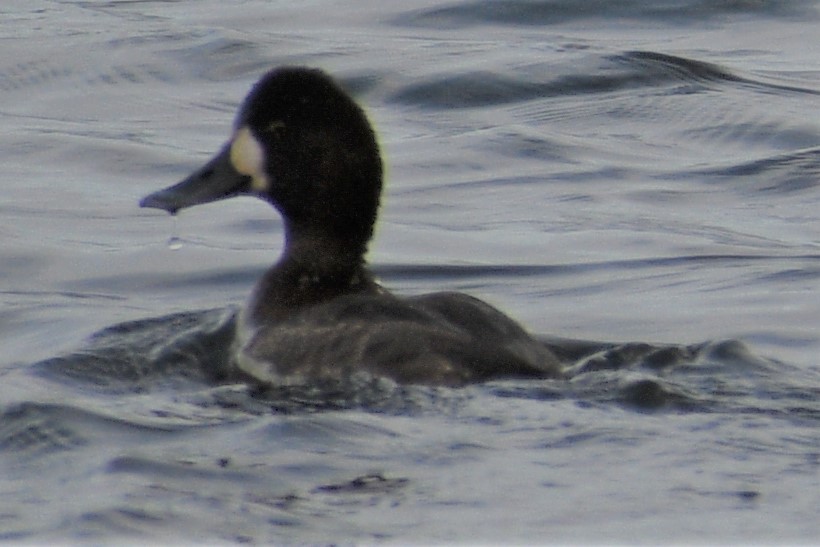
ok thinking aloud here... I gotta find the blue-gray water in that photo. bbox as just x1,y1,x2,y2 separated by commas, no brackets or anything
2,1,819,543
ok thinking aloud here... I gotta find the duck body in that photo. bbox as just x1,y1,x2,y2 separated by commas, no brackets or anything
237,278,559,387
140,67,560,387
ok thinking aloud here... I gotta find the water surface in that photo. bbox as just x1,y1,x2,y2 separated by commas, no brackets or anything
1,1,819,543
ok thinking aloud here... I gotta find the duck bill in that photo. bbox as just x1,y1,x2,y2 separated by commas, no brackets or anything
139,143,250,214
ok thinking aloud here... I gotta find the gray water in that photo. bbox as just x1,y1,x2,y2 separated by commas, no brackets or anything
2,1,820,544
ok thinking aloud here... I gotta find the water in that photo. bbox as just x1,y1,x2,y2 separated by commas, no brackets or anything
2,0,819,543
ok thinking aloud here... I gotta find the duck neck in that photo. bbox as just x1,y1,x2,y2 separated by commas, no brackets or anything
245,228,377,325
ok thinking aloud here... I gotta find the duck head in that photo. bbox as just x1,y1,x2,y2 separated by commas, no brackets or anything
140,67,383,255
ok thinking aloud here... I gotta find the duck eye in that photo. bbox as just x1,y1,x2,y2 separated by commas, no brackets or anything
265,120,286,134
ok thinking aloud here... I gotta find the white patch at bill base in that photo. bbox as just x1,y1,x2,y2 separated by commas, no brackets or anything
230,126,268,191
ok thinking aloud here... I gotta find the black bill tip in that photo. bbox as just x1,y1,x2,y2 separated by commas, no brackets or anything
139,142,248,215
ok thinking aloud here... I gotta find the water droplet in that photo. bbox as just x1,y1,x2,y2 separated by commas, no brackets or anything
167,236,183,251
167,215,183,250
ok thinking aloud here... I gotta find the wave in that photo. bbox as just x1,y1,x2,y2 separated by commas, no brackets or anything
388,50,820,109
397,0,819,28
682,146,820,194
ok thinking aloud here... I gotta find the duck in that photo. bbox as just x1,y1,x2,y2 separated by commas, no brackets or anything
140,67,561,387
